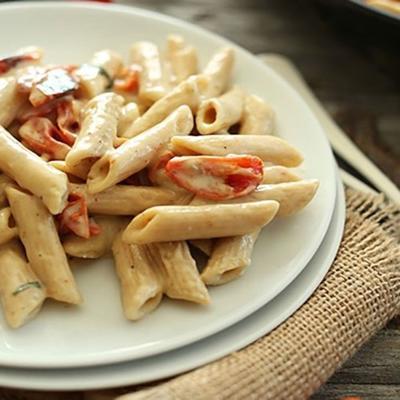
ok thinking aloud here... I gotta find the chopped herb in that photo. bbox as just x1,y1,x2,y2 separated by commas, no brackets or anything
97,65,114,89
12,281,41,296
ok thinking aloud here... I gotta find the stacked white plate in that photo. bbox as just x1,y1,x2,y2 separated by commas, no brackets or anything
0,2,345,391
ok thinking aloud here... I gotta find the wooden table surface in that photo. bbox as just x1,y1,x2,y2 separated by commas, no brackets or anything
2,1,399,399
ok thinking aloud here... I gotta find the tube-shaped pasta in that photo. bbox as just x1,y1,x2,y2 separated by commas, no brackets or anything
65,92,124,169
0,207,18,245
170,134,303,167
222,180,319,217
262,166,301,184
202,47,234,97
0,77,26,127
130,41,166,104
0,126,68,214
87,105,194,193
118,102,140,137
48,160,89,180
149,242,210,304
75,50,123,98
201,230,260,286
196,86,245,135
167,35,198,84
63,216,129,259
69,183,178,216
0,240,46,328
112,233,163,320
0,174,14,208
122,76,204,138
6,187,82,304
122,201,279,244
239,94,275,135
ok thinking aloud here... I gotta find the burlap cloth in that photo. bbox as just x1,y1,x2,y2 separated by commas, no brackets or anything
1,188,399,400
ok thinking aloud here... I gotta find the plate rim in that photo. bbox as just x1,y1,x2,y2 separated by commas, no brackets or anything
0,1,337,369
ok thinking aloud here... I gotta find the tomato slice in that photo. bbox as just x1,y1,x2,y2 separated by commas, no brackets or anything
19,117,71,160
165,155,264,200
113,65,140,93
0,51,41,75
148,150,175,186
56,99,80,146
29,68,78,107
58,193,101,239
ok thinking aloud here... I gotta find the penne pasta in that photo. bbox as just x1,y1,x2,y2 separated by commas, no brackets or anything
239,94,275,135
6,187,82,304
202,47,235,97
74,50,123,99
87,105,194,193
122,76,205,138
0,174,14,208
130,41,166,104
63,216,129,259
149,241,210,304
122,201,279,244
0,126,68,214
166,34,198,84
48,160,89,181
65,92,124,169
0,207,18,245
0,77,26,127
170,134,303,167
197,180,319,217
117,102,140,137
196,85,245,135
201,230,260,286
0,240,46,329
262,166,301,184
69,183,178,215
112,233,163,320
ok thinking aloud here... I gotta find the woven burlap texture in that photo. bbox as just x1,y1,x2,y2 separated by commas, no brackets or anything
115,189,400,400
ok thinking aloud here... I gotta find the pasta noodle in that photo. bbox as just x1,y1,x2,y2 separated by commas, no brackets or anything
87,105,193,193
239,94,275,135
0,240,46,328
202,47,234,97
201,231,260,286
130,41,166,104
122,75,205,138
6,187,82,304
112,233,163,320
0,77,26,127
122,201,279,244
196,85,245,135
170,134,303,167
0,174,14,208
65,92,124,169
0,126,68,214
148,242,210,304
69,183,178,216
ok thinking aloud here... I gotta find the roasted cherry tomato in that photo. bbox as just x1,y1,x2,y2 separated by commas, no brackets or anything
113,65,140,93
0,51,41,74
165,155,264,200
58,193,101,239
19,117,71,161
56,99,80,146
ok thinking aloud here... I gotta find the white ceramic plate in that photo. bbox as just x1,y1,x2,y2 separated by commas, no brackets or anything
0,2,336,369
0,175,345,391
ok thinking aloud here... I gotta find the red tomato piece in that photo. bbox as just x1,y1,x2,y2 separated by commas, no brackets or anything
165,155,264,200
19,117,71,160
148,150,175,186
58,193,101,239
113,65,140,93
56,99,79,146
0,51,41,75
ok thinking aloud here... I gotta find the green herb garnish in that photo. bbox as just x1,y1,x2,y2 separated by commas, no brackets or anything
12,281,42,296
